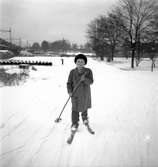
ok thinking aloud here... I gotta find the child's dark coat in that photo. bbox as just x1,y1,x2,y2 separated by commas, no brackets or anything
67,67,93,113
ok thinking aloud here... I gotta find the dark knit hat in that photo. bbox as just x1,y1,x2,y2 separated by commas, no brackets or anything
74,54,87,64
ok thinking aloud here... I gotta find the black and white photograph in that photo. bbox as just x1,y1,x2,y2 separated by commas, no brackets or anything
0,0,158,166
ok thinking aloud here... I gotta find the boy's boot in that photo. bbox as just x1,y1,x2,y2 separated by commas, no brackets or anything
71,123,78,133
67,123,78,144
83,120,95,134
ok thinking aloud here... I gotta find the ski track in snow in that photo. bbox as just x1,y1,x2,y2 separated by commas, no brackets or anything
0,57,158,167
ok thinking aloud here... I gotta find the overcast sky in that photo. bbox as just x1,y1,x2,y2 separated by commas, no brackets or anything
0,0,118,46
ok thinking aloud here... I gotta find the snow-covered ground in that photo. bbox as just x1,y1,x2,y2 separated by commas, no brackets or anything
0,56,158,167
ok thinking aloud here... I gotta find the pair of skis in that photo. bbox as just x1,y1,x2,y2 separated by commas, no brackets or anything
67,125,95,144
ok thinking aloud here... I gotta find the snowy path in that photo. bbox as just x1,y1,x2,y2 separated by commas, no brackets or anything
0,57,158,167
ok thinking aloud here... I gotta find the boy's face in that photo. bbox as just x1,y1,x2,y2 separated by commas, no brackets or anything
76,59,85,69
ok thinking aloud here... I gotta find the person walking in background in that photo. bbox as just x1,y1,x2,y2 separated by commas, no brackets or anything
61,58,64,65
67,54,95,136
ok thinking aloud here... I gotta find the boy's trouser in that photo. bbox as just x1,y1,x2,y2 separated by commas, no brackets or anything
71,110,88,127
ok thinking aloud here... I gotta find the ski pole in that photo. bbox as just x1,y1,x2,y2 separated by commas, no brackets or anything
54,72,87,123
54,80,82,123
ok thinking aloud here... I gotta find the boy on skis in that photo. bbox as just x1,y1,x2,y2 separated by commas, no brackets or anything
67,54,94,135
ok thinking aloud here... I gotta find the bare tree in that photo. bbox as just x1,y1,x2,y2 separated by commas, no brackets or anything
41,40,50,52
115,0,157,68
99,13,123,61
87,18,108,60
32,42,41,51
87,14,123,61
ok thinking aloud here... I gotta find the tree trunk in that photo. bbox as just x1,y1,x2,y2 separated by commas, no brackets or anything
100,56,104,61
131,49,135,68
111,45,115,61
130,41,136,68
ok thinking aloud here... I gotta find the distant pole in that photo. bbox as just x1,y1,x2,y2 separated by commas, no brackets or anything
19,38,22,47
146,142,150,167
144,135,151,167
27,40,29,49
8,28,12,44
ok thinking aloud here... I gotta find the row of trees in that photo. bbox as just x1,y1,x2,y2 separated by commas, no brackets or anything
31,39,92,53
87,0,158,68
